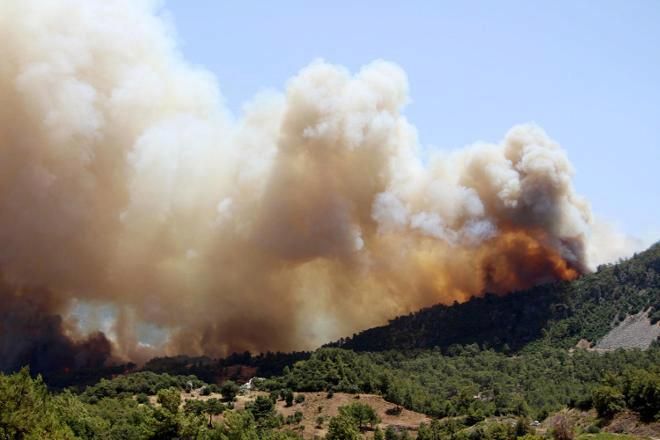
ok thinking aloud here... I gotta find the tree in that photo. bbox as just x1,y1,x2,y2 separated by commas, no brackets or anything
514,417,532,437
592,385,625,419
183,399,207,416
219,410,259,440
326,414,360,440
622,369,660,422
0,368,74,439
338,402,380,430
486,422,515,440
156,388,181,414
205,399,225,427
221,381,240,402
247,395,279,430
385,426,399,440
283,389,294,407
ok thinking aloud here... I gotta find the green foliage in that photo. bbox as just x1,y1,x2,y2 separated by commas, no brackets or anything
583,368,660,422
184,399,208,416
220,380,239,402
269,346,659,420
284,411,303,425
283,389,294,407
485,421,516,440
0,369,299,439
417,419,467,440
216,410,259,440
585,424,601,434
206,399,225,418
326,414,361,440
338,402,380,430
620,369,660,421
0,368,74,439
156,387,181,414
246,395,279,430
90,397,157,440
143,351,310,382
81,371,203,401
592,386,625,419
385,425,401,440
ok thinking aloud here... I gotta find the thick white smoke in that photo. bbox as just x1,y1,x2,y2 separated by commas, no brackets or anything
0,0,642,364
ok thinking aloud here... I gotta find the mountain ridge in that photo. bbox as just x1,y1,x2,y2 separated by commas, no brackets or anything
328,243,660,353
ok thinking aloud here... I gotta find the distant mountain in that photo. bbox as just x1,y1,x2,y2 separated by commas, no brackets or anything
330,243,660,353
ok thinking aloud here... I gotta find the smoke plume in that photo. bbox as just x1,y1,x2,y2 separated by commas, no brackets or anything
0,0,641,368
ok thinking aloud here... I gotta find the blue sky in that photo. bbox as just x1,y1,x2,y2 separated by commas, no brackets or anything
163,0,659,240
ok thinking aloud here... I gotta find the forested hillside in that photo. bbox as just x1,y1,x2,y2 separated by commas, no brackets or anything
331,243,660,352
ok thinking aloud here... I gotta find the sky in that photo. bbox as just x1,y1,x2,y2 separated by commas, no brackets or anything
163,0,659,241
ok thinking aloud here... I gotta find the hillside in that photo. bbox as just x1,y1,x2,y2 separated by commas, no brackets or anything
330,243,660,353
2,245,659,439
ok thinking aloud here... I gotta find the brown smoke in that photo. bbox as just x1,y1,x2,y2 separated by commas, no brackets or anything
0,279,112,374
0,0,640,367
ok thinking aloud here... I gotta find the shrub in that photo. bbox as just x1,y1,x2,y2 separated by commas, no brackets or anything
552,415,574,440
592,386,625,419
586,424,601,434
385,406,403,416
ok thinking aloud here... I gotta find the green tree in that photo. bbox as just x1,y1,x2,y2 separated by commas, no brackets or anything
52,391,109,439
156,387,181,414
622,369,660,422
0,368,74,439
89,397,156,440
206,398,225,427
218,410,259,440
326,414,361,440
338,402,380,430
592,386,625,419
283,389,294,407
184,399,207,416
221,381,240,402
247,395,279,431
385,425,399,440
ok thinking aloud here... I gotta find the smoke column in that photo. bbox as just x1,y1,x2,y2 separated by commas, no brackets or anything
0,0,642,370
